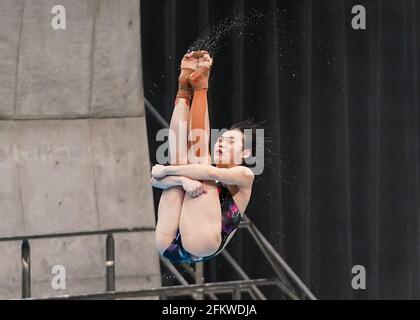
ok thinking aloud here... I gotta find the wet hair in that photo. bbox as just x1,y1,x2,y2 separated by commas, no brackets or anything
229,120,259,154
229,119,271,167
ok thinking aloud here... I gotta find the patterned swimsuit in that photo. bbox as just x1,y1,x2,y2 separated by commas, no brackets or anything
162,181,243,263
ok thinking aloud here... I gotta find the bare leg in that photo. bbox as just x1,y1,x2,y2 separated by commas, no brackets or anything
155,99,190,254
155,52,198,255
179,52,222,257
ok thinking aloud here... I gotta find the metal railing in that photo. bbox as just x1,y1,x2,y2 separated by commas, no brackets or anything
1,215,315,300
1,227,155,299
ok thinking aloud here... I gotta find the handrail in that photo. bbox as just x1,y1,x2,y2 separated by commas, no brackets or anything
26,278,278,300
3,217,313,299
0,226,155,242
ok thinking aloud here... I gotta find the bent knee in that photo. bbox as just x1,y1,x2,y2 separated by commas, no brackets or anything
155,231,175,256
182,233,221,257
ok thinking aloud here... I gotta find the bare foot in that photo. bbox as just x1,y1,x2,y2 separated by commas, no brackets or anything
189,51,213,90
177,52,199,99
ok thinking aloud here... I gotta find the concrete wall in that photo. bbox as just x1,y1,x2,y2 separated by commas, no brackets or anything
0,0,160,299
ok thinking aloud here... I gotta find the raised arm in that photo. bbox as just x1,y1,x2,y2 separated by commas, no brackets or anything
151,164,254,189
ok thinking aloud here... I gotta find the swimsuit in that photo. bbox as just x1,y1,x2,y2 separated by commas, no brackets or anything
162,181,243,263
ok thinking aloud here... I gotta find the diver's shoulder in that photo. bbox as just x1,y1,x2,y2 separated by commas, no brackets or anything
240,166,255,178
237,166,254,189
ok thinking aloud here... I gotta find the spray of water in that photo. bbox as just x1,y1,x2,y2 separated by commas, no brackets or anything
187,9,266,57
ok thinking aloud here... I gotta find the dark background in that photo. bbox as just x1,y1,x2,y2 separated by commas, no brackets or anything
140,0,420,299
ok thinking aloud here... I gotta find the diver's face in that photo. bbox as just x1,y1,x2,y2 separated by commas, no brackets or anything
214,130,244,166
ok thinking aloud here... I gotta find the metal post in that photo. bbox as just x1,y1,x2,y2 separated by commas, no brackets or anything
21,240,31,298
247,221,316,300
245,225,299,300
221,250,266,300
144,98,170,128
159,257,199,300
106,233,115,292
182,262,218,300
195,262,204,300
232,285,241,300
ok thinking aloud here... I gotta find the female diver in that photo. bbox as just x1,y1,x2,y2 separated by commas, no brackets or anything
150,50,257,263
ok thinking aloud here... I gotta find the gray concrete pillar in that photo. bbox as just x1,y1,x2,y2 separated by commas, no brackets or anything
0,0,160,298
